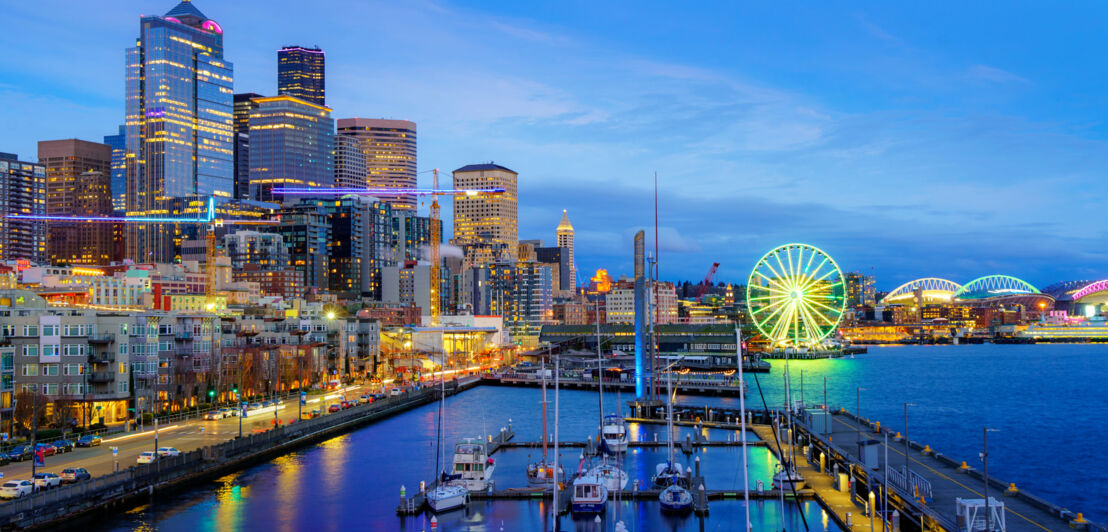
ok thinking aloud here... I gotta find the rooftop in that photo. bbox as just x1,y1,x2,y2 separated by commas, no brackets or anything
454,163,517,174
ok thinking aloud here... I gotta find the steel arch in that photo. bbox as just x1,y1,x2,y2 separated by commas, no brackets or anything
953,275,1040,300
879,277,962,306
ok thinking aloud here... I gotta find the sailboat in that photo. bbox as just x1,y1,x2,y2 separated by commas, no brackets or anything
586,305,629,491
657,356,693,513
526,354,563,485
572,453,610,514
426,366,469,512
771,346,805,491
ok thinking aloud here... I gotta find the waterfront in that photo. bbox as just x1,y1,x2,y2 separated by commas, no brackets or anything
78,343,1107,530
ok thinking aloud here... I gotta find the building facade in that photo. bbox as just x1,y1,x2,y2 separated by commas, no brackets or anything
273,202,331,291
845,272,876,308
232,92,261,201
391,213,440,263
248,95,334,202
277,46,325,106
451,163,519,266
0,153,46,263
556,210,576,291
38,139,116,265
336,118,417,211
103,126,126,212
334,133,366,189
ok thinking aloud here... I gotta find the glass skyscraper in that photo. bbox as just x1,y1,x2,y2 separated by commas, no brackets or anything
124,0,234,263
0,153,46,263
103,125,126,213
248,95,334,203
278,46,325,106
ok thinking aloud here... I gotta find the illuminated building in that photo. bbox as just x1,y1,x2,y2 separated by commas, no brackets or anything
274,202,331,290
235,264,302,299
334,133,366,189
391,213,440,262
587,269,613,295
0,153,46,263
223,230,288,270
125,0,234,263
102,126,126,212
37,139,115,265
553,302,587,325
844,272,876,307
606,281,677,325
232,93,262,200
248,95,334,203
451,163,518,266
278,46,325,106
464,262,552,325
556,210,576,290
336,118,417,211
382,262,433,311
535,246,571,294
287,196,393,298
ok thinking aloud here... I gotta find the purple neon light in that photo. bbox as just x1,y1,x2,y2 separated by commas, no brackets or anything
201,20,223,34
164,16,181,23
1072,280,1108,300
272,187,506,196
145,108,166,118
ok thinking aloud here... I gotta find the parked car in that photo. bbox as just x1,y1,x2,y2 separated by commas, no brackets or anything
51,440,74,453
0,480,33,499
76,435,102,447
7,445,32,461
137,451,157,464
327,404,341,413
60,468,91,483
156,447,181,457
32,473,61,490
389,388,404,397
0,452,10,466
34,443,56,457
301,409,321,420
371,393,386,401
340,401,352,410
249,402,264,410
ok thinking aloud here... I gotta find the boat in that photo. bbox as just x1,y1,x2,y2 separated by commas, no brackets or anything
449,437,495,491
587,304,629,493
586,461,629,491
652,461,689,489
772,462,806,491
571,473,609,514
526,356,564,486
601,413,628,453
426,362,469,513
659,484,694,513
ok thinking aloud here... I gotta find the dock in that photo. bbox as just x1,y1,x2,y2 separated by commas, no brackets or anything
483,374,751,397
396,423,516,515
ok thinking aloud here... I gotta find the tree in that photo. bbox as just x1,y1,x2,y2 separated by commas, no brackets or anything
13,390,47,433
51,399,79,429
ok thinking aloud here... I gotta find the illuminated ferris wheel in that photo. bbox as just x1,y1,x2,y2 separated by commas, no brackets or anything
746,243,846,347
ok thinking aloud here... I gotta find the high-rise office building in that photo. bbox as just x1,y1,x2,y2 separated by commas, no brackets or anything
391,213,440,263
336,118,417,211
451,163,518,266
232,93,262,201
124,0,234,263
334,133,366,189
103,126,126,212
535,246,571,293
0,153,46,262
248,95,334,203
38,139,116,265
845,272,876,308
273,202,331,290
464,262,553,325
278,46,325,107
556,210,576,291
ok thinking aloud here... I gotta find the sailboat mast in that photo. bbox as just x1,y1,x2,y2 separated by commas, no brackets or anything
736,327,751,531
552,353,561,529
666,356,674,463
596,299,604,425
542,345,549,460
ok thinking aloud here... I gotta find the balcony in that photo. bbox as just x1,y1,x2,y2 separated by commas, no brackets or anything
88,333,115,344
175,331,193,342
88,352,115,364
87,372,114,383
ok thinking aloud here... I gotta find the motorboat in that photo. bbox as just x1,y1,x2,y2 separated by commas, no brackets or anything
659,484,694,513
571,474,609,514
601,413,628,453
450,438,496,491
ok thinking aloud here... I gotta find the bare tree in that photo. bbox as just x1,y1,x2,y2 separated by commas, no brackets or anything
52,399,78,429
13,390,47,433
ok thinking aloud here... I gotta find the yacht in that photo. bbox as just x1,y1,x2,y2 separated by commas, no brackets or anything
571,474,609,514
659,484,694,513
450,438,496,491
526,359,564,486
586,461,628,492
772,462,806,491
601,413,629,452
426,479,469,513
652,461,689,489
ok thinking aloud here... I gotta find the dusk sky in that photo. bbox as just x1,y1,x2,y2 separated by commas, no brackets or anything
3,1,1107,290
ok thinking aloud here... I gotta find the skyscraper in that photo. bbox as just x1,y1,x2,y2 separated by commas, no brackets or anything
336,118,417,211
0,153,46,262
248,95,334,203
232,93,262,200
125,0,234,262
103,126,126,212
37,139,115,265
278,46,325,106
556,210,576,291
334,133,366,189
451,163,518,266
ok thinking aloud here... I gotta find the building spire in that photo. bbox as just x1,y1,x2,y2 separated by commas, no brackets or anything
557,209,574,232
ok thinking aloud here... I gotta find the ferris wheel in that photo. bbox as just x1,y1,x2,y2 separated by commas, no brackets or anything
746,243,846,347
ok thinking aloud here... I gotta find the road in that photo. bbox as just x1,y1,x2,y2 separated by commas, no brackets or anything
0,384,378,485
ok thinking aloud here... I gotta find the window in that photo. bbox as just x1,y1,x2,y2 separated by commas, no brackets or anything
158,375,169,385
118,363,128,374
20,364,37,376
0,325,12,337
42,383,58,396
23,325,37,337
41,345,59,357
21,345,37,357
119,323,128,335
41,325,58,336
63,364,84,376
63,383,83,395
118,381,128,393
119,344,128,355
41,364,58,376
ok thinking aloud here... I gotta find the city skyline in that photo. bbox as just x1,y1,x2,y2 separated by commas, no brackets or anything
2,1,1107,288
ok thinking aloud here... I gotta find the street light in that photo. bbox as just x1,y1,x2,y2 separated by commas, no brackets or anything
856,387,866,442
983,427,1000,531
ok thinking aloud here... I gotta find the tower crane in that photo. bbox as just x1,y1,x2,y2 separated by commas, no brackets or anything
696,262,721,300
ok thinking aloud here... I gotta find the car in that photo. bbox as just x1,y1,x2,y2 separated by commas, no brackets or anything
51,440,74,453
371,393,386,400
249,402,264,410
137,451,157,464
0,452,10,466
0,480,33,499
156,447,181,457
220,408,236,417
34,443,56,457
7,445,32,461
32,473,61,490
60,468,91,483
340,401,352,410
203,411,222,420
76,435,102,447
301,409,321,420
389,388,404,396
327,404,341,413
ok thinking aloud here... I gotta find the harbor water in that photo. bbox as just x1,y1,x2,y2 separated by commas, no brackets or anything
80,343,1107,530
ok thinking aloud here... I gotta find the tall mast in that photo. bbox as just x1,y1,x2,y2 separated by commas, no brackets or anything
666,352,674,464
542,344,549,461
596,299,604,426
653,172,660,401
552,354,561,530
736,326,751,531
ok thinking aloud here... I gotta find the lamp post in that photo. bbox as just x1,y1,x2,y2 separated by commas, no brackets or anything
983,427,1000,531
856,387,866,443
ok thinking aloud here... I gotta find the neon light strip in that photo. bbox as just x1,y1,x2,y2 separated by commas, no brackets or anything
6,197,276,225
272,187,506,196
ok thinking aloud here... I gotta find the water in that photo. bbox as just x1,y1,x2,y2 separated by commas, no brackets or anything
81,343,1107,529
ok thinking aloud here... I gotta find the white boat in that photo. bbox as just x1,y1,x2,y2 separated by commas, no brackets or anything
586,461,628,491
659,484,694,513
449,438,496,491
601,413,628,453
571,474,609,514
772,463,806,491
426,482,469,513
652,461,689,489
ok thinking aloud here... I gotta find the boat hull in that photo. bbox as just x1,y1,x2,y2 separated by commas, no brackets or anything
427,487,468,513
587,465,628,491
659,486,693,513
571,501,606,514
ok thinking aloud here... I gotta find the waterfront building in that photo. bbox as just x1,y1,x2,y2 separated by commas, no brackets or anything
334,133,366,189
451,163,519,266
845,272,876,307
124,0,234,263
103,126,126,212
553,301,588,325
38,139,116,265
556,210,576,291
232,93,262,200
606,281,677,325
391,213,440,263
0,153,46,263
248,95,334,203
278,46,325,107
273,202,331,290
336,118,417,212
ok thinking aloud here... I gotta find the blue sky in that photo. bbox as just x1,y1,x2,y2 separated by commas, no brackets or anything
2,1,1107,290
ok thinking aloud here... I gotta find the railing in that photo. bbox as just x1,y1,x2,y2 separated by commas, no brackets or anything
87,334,115,343
87,372,113,383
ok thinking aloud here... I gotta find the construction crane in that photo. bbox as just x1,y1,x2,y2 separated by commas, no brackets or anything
696,262,721,300
273,180,505,325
